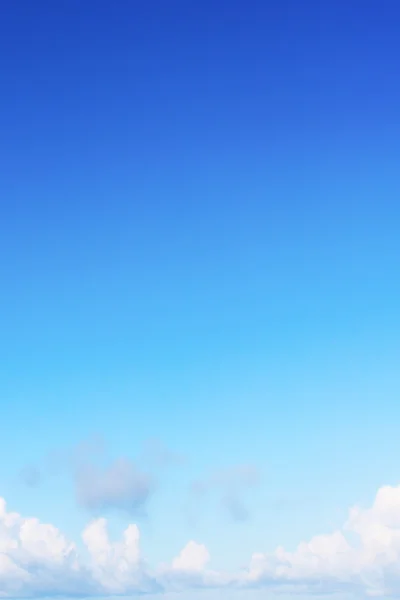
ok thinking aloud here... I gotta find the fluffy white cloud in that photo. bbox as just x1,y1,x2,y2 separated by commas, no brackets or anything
0,498,89,597
81,518,145,593
0,498,156,597
3,484,400,597
172,541,210,572
240,484,400,596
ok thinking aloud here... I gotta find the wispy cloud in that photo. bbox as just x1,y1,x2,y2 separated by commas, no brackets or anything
19,464,42,488
140,438,186,470
75,457,154,516
190,464,260,522
18,436,182,517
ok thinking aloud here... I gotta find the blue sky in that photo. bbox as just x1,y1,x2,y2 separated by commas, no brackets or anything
1,1,400,598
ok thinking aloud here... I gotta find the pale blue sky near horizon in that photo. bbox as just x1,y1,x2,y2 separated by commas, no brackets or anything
1,1,400,598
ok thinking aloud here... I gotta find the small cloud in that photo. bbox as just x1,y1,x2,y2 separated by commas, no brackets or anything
172,541,210,572
18,437,155,517
190,464,260,522
19,434,106,487
19,465,41,488
75,457,154,516
141,438,185,469
222,494,249,522
211,464,260,488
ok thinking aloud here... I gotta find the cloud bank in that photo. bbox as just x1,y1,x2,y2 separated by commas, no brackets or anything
3,483,400,597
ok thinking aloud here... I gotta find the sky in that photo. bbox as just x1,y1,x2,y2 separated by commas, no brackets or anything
1,0,400,598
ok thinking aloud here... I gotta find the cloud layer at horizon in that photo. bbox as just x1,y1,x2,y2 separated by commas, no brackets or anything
2,483,400,598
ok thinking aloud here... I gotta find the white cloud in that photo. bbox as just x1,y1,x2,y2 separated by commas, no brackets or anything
0,498,90,597
3,483,400,597
81,518,155,594
240,484,400,596
171,541,210,572
0,497,157,597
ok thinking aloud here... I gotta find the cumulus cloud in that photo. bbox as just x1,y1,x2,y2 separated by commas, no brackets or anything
0,497,91,597
5,483,400,597
239,483,400,596
81,517,156,594
171,541,210,572
191,464,260,522
0,496,158,597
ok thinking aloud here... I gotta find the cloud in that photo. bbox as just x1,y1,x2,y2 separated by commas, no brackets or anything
18,435,106,486
171,541,210,572
18,437,184,517
81,517,156,594
5,483,400,596
18,437,160,517
221,495,250,521
0,497,92,598
239,483,400,596
141,438,186,469
19,466,41,488
75,458,154,516
191,464,260,522
0,497,158,597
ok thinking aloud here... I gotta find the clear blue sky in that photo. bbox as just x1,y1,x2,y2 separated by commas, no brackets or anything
1,2,400,599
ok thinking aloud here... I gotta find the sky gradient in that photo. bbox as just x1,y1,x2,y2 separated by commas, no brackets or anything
1,1,400,598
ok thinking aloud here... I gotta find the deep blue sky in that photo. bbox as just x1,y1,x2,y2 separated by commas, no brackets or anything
1,2,400,599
